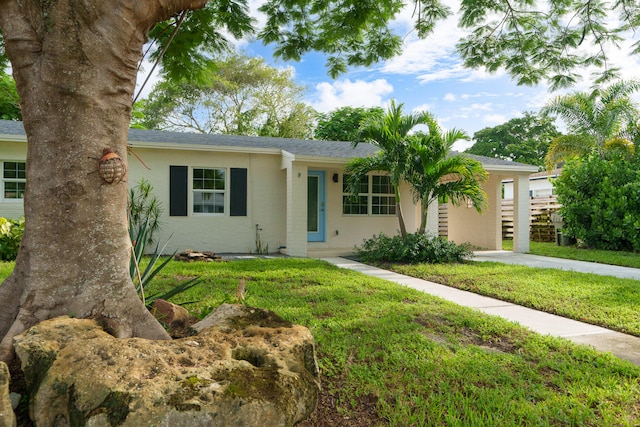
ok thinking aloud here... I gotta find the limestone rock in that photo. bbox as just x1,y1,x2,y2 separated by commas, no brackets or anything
0,361,16,427
13,306,319,426
174,250,223,262
151,299,192,328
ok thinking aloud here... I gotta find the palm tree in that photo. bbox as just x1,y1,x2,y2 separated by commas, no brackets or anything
543,80,640,169
406,115,488,234
345,101,430,237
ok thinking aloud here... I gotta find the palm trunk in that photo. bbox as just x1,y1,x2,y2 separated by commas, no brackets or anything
395,187,407,237
418,201,428,234
0,0,208,363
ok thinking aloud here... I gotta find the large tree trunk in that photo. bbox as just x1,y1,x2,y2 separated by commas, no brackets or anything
0,0,208,363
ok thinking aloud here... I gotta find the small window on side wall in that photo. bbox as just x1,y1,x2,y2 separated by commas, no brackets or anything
193,168,225,214
2,161,26,200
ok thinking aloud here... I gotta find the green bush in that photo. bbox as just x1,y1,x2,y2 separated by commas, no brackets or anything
555,154,640,251
355,232,472,264
0,217,24,261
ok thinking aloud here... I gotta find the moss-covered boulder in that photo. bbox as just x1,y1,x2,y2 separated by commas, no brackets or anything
0,361,15,427
13,305,319,426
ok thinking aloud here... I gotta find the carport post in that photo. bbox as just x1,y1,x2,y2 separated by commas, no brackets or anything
512,174,530,253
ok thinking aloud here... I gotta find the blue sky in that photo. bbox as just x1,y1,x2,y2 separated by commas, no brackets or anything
137,1,640,152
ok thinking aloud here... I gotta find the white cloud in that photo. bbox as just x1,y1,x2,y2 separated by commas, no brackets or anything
380,5,467,81
412,103,432,113
483,114,508,125
452,139,475,152
461,102,493,112
309,79,394,113
460,92,501,100
443,93,456,102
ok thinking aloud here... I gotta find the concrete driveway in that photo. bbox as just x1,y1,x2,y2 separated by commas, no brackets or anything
473,250,640,280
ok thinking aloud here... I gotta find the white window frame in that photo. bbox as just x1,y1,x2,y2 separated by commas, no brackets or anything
2,161,26,201
371,175,396,216
342,174,396,216
192,167,226,215
342,174,369,215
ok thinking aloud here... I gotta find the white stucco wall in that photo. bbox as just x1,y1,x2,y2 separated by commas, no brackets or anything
1,136,534,256
447,174,502,250
129,146,288,255
283,159,308,256
287,161,419,256
0,141,28,219
503,176,554,199
322,171,417,250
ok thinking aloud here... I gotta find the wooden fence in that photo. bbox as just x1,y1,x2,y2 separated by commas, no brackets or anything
438,203,448,237
439,196,562,242
502,196,561,242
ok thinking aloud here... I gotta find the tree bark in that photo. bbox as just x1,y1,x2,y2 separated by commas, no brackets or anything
0,0,208,363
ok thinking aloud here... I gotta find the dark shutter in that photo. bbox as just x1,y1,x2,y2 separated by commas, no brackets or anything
169,166,188,216
230,168,247,217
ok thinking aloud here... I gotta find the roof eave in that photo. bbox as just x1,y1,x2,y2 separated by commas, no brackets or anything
0,134,27,142
127,140,282,156
483,164,539,173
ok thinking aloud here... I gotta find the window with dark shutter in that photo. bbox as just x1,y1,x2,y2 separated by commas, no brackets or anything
169,166,188,216
230,168,247,216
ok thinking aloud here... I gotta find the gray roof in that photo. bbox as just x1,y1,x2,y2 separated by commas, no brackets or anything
0,119,377,159
127,127,379,159
0,119,25,136
0,119,536,168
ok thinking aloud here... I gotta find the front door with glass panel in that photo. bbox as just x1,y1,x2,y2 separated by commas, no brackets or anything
307,171,326,242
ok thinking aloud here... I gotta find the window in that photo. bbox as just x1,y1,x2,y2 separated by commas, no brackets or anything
193,168,225,214
3,161,26,200
342,174,396,216
170,166,247,217
371,175,396,215
342,175,368,215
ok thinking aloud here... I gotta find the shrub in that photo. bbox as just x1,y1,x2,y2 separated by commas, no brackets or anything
355,232,472,264
555,154,640,251
0,217,24,261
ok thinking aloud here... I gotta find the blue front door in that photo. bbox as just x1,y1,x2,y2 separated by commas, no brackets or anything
307,171,326,242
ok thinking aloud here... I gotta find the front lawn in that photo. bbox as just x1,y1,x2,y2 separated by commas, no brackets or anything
393,261,640,337
4,258,640,426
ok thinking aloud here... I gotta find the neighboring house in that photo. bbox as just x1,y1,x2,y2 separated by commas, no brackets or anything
0,120,537,256
503,170,560,199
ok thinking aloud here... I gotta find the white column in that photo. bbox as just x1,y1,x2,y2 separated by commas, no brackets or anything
512,174,530,253
285,162,308,257
488,175,503,250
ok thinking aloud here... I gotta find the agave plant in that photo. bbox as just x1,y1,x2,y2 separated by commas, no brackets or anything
128,183,201,307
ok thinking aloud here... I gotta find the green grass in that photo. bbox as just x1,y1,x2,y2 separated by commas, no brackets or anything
0,261,14,278
502,240,640,268
3,257,640,425
392,261,640,336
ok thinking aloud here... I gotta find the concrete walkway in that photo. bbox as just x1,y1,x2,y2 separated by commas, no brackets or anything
322,256,640,366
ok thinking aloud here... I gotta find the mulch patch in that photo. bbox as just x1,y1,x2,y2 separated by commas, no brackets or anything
298,382,383,427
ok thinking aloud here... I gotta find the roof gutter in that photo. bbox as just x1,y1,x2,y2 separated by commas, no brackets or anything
0,134,27,143
127,140,282,156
